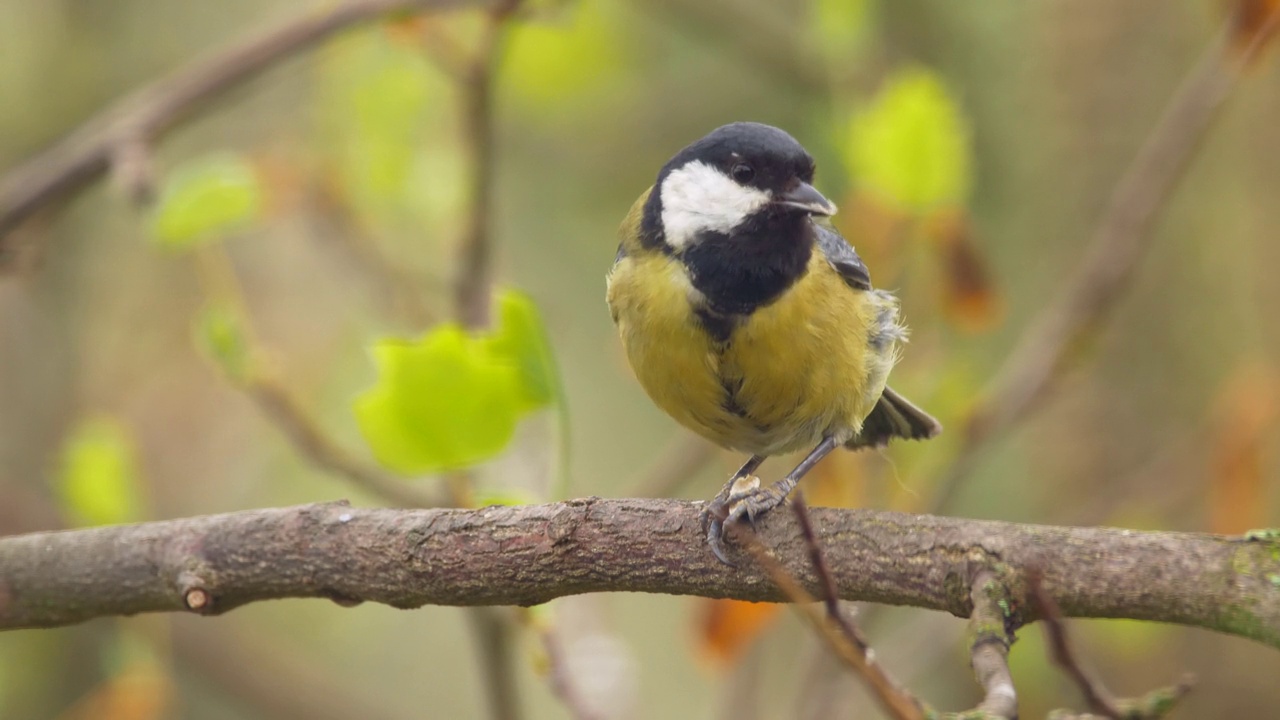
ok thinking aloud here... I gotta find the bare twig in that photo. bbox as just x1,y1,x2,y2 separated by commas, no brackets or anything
432,4,528,717
790,494,858,638
733,523,925,720
0,0,496,250
1028,571,1194,720
778,497,931,717
452,0,520,329
536,623,603,720
929,8,1280,512
967,571,1019,719
246,378,446,508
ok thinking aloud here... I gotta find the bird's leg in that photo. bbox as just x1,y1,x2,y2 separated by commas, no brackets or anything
701,455,766,564
708,435,841,564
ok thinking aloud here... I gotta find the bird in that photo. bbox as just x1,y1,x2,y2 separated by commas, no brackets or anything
606,122,941,564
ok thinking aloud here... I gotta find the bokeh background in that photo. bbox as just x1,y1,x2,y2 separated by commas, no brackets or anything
3,0,1280,718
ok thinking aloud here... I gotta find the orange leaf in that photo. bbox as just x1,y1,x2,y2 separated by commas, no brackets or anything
695,598,781,668
1228,0,1280,54
383,14,430,45
56,662,173,720
835,191,908,287
924,208,1002,333
806,448,867,509
1209,360,1280,534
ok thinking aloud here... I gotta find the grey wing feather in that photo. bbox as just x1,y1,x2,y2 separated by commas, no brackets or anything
814,223,871,291
849,386,943,449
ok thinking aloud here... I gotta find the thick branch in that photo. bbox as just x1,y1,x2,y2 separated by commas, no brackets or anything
0,0,495,243
2,499,1277,649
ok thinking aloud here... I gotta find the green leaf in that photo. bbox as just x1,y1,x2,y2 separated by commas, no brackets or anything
846,66,971,213
807,0,872,63
56,416,146,527
316,29,456,227
484,290,558,412
501,0,625,113
150,154,263,248
194,303,251,383
356,326,525,473
472,487,541,508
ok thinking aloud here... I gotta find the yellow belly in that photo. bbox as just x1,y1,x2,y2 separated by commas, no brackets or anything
607,250,899,456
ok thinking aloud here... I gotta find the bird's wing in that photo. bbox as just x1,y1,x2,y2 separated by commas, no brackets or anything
813,223,871,291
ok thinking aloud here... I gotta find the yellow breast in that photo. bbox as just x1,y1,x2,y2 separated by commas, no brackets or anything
607,249,900,456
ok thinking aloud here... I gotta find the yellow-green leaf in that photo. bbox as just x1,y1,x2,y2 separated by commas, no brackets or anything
501,0,625,113
846,67,971,213
484,290,558,412
56,416,146,527
356,326,525,473
807,0,872,63
150,154,263,248
194,303,251,383
316,29,456,227
473,487,541,508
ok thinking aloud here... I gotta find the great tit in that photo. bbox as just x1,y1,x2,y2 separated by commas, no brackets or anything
606,122,941,563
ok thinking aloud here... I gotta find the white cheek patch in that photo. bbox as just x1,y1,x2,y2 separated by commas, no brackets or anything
660,161,771,249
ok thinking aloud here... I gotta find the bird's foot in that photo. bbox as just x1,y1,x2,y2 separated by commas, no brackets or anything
701,475,793,565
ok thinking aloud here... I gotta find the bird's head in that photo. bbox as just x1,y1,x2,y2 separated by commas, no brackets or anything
642,122,837,252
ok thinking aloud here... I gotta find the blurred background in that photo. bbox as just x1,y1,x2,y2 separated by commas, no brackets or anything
2,0,1280,718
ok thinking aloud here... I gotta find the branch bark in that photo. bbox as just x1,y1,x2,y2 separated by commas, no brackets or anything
2,498,1277,649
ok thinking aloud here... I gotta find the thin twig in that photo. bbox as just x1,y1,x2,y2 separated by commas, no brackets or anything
928,8,1280,513
442,5,527,719
966,571,1018,719
247,378,446,508
0,0,497,249
537,624,603,720
732,523,926,720
1027,570,1194,720
453,0,520,328
790,494,856,635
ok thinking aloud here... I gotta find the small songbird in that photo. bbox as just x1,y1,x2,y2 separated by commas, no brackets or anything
606,122,941,563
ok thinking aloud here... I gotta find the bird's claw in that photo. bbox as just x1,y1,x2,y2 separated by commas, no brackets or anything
701,475,796,566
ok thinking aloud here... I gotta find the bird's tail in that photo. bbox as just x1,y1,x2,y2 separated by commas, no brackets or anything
849,386,942,449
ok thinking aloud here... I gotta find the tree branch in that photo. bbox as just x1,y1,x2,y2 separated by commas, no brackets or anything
2,498,1276,650
0,0,497,247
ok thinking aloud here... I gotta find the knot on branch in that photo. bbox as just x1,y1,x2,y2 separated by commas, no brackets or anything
177,570,214,614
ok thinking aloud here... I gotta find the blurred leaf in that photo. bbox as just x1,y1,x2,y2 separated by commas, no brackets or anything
149,154,263,248
1209,360,1279,534
194,303,251,383
807,449,866,509
56,416,145,528
1229,0,1280,54
695,599,780,668
317,29,458,228
924,208,1002,332
483,289,559,412
501,0,625,112
57,659,171,720
473,487,542,507
806,0,872,64
846,66,972,213
835,190,908,284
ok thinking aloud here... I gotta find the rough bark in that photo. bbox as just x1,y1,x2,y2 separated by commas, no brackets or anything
1,499,1277,649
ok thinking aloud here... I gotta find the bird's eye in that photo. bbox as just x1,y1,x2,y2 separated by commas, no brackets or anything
731,163,755,183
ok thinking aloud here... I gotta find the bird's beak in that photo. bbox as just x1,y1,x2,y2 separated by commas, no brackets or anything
775,182,837,216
